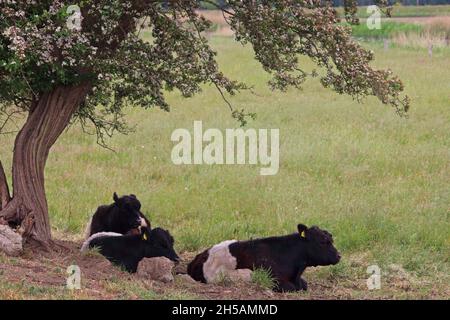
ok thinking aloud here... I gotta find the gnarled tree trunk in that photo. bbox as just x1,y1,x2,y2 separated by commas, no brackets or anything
0,83,91,248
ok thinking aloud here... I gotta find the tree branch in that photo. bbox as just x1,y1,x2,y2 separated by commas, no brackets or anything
0,109,24,134
0,161,11,210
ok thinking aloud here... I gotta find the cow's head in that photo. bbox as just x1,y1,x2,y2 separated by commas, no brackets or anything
113,192,146,234
142,227,180,263
298,224,341,267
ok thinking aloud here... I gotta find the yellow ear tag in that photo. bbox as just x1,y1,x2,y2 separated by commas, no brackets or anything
300,231,306,238
143,234,148,240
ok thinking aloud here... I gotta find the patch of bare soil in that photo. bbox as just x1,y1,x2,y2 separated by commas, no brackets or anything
0,240,126,298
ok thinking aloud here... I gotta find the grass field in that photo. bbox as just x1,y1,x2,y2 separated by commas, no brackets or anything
0,35,449,299
198,4,450,17
201,8,450,48
336,5,450,17
349,21,424,38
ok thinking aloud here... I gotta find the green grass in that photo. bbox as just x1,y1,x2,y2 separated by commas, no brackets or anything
82,246,103,258
214,272,234,287
336,5,450,18
0,37,449,298
349,21,423,38
251,268,277,290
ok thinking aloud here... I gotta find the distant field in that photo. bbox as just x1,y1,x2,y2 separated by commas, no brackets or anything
199,3,450,16
349,21,424,38
200,8,450,48
0,36,449,299
347,16,450,48
337,5,450,18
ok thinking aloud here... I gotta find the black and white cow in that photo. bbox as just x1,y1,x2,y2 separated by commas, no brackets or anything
81,227,180,273
84,193,151,239
187,224,341,292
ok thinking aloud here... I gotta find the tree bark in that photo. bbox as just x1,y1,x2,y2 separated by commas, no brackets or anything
0,83,91,247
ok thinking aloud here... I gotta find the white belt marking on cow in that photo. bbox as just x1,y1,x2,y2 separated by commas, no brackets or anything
203,240,238,283
81,232,122,252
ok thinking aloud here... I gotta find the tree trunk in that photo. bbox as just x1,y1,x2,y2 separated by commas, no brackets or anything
0,83,91,248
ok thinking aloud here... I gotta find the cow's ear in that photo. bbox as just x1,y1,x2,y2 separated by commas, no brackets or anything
113,192,119,204
297,224,308,239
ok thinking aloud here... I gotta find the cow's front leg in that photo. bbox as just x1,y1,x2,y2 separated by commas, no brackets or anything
298,277,308,291
274,279,298,292
122,260,139,273
295,273,308,291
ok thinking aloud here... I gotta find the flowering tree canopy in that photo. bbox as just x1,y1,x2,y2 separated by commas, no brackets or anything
0,0,409,248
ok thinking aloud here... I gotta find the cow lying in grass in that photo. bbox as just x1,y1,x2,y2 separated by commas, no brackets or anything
81,226,179,273
85,192,151,238
187,224,340,292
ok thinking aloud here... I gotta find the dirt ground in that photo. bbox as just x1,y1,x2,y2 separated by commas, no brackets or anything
1,239,446,300
0,239,357,300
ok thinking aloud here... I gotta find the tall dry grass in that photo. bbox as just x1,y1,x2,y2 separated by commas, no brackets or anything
390,16,450,48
